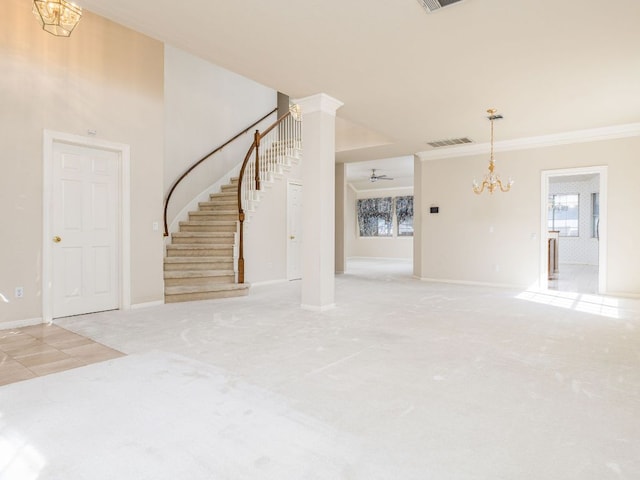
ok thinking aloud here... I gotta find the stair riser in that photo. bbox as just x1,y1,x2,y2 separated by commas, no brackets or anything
165,289,249,303
198,202,238,210
209,192,236,200
166,249,233,257
172,236,235,245
163,177,256,303
164,261,234,271
189,213,238,222
180,225,237,233
164,276,235,287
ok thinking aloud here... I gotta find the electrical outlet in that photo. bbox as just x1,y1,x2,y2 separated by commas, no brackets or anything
15,287,24,298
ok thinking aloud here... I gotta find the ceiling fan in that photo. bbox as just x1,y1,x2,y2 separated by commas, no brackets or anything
370,169,394,182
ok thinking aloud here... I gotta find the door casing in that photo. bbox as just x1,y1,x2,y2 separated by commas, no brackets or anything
42,130,131,322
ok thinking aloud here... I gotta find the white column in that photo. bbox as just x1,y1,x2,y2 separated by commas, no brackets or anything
413,154,423,279
335,162,346,275
294,93,343,311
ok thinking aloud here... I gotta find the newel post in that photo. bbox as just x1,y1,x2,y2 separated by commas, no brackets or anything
254,130,261,191
238,209,245,284
237,130,261,285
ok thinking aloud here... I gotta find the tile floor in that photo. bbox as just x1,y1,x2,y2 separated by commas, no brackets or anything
548,263,599,294
0,323,124,386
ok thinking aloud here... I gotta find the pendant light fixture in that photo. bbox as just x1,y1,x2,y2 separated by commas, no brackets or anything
472,108,513,194
33,0,82,37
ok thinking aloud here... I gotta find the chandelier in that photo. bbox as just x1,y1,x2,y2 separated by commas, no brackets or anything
33,0,82,37
472,108,513,194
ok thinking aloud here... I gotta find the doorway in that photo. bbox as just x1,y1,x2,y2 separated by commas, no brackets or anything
43,131,131,321
540,167,607,294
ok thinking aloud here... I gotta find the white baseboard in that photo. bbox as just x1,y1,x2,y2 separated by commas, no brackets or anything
418,277,523,291
131,300,165,310
347,256,412,261
301,303,336,312
0,317,45,330
250,279,288,288
602,290,640,300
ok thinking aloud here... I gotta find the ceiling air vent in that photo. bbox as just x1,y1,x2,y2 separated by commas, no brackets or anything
427,137,473,148
416,0,465,13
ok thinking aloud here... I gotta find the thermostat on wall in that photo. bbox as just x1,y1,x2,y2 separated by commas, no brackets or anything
430,206,439,214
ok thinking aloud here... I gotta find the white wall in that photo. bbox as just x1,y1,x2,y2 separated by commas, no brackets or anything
0,2,165,325
549,175,599,265
417,136,640,296
346,186,414,260
164,45,277,226
243,162,303,284
345,184,357,258
163,46,302,285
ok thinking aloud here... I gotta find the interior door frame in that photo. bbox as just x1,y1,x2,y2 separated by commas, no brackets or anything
287,179,303,281
42,130,131,322
540,166,607,293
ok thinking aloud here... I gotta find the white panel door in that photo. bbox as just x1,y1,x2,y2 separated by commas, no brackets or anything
287,182,303,280
52,143,120,318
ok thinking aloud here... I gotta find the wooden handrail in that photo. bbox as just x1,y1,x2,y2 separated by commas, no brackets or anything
163,107,277,236
235,140,258,284
237,109,296,283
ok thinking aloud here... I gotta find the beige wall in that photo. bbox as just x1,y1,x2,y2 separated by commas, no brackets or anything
417,136,640,295
1,1,165,324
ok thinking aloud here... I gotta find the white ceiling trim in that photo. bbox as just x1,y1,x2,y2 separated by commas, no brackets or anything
294,93,344,116
417,122,640,162
348,185,414,194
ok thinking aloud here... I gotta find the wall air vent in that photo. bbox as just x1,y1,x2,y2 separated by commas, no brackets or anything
426,137,473,148
416,0,465,13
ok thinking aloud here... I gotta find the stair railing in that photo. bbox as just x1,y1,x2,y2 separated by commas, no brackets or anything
237,105,302,283
163,107,278,237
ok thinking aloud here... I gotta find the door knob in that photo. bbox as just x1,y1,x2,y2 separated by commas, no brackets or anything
290,235,295,240
53,236,62,243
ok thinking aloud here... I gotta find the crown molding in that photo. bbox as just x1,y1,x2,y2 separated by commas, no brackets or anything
417,122,640,162
348,184,414,194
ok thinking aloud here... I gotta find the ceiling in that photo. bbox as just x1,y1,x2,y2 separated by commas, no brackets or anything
78,0,640,169
346,156,414,191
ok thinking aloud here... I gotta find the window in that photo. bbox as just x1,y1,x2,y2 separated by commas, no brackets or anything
395,196,414,236
357,197,393,237
591,192,599,239
548,193,579,237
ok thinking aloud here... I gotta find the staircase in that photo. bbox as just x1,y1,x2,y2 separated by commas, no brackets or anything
162,105,302,304
163,178,249,303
